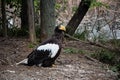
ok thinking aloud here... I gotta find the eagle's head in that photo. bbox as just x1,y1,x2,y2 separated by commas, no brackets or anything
53,24,66,41
55,25,66,33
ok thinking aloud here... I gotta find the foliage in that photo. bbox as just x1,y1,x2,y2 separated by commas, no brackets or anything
109,39,120,47
6,0,21,11
64,47,86,55
34,0,40,13
72,6,78,12
90,0,109,8
63,0,68,4
110,65,120,72
6,0,21,5
91,49,115,64
35,25,41,38
55,3,61,10
74,31,87,40
91,49,120,72
3,25,41,38
28,43,36,48
64,47,78,54
7,27,28,37
55,1,67,12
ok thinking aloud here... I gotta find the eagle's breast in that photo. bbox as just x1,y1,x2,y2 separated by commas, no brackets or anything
37,43,59,58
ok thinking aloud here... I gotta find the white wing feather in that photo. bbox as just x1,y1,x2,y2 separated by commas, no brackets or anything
37,43,59,58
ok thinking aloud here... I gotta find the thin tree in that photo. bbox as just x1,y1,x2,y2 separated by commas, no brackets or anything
27,0,36,43
1,0,7,37
21,0,28,31
66,0,92,35
40,0,55,42
0,0,2,16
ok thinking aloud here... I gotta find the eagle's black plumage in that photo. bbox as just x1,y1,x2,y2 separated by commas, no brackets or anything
27,39,61,67
25,25,65,67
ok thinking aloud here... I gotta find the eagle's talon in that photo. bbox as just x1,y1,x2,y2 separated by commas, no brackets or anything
52,64,56,67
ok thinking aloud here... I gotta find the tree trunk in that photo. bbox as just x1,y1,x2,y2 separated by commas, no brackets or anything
1,0,7,37
66,0,92,35
21,0,28,31
0,0,2,16
40,0,55,42
27,0,36,43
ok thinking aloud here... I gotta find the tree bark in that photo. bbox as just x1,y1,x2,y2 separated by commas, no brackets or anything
40,0,55,42
1,0,7,37
27,0,36,43
66,0,92,35
21,0,28,31
0,0,2,16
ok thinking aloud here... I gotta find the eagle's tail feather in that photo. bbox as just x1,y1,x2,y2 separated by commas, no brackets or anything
16,58,28,65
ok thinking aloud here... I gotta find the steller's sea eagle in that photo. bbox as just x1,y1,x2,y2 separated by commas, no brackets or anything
16,25,66,67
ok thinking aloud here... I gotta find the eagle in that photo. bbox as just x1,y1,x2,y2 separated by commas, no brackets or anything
16,25,66,67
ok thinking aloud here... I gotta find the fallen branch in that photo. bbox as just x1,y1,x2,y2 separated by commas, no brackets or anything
65,33,88,44
65,33,120,53
88,40,120,53
84,55,99,62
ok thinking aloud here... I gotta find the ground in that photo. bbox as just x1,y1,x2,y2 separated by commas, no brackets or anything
0,37,118,80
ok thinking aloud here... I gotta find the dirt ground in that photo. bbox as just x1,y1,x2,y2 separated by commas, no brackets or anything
0,37,118,80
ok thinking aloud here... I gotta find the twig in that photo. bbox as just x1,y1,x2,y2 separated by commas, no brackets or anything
0,59,7,64
84,55,99,63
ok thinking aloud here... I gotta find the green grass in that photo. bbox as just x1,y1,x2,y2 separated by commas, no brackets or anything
28,43,36,48
74,32,86,40
91,49,116,64
63,47,87,55
91,49,120,73
55,3,61,10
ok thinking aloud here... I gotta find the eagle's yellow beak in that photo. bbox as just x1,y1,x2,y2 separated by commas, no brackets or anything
59,25,66,31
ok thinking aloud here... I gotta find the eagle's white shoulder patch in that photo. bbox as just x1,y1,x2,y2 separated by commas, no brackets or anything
37,43,59,58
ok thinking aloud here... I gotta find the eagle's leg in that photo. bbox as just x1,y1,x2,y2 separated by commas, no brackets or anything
42,59,55,67
52,64,56,67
